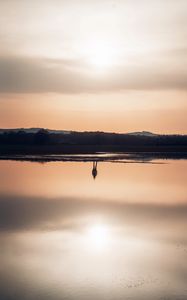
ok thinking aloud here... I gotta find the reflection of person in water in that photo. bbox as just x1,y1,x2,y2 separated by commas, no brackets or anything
92,161,98,180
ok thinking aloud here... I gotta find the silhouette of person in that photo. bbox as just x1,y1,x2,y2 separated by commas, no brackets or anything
92,161,98,180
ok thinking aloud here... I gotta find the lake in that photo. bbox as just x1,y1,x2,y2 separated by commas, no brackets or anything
0,157,187,300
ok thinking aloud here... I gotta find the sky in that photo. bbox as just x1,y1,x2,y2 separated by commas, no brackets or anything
0,0,187,133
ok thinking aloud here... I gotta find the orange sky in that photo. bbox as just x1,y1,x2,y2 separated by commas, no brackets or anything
0,92,187,133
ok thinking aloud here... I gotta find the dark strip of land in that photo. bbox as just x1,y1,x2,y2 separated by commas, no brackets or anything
0,129,187,156
0,144,187,155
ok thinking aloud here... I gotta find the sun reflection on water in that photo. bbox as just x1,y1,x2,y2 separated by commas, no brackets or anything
85,223,110,252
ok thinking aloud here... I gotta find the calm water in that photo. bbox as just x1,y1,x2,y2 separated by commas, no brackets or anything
0,158,187,300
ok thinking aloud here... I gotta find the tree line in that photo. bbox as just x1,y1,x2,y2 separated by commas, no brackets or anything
0,129,187,147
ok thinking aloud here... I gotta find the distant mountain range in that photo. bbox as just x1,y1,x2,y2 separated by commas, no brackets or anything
0,128,187,155
0,128,181,137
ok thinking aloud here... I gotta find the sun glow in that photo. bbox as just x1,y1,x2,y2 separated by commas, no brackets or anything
85,40,118,70
86,223,110,251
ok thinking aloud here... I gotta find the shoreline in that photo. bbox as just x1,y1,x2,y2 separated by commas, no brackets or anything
0,152,187,163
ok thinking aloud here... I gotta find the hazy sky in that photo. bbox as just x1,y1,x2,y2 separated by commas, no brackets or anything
0,0,187,133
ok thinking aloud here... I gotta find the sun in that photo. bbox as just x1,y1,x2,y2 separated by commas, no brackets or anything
89,47,112,68
84,40,117,70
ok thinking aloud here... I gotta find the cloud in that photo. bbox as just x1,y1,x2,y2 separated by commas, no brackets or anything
0,0,186,94
0,53,187,94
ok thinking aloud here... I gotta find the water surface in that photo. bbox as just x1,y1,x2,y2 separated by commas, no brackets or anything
0,158,187,300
